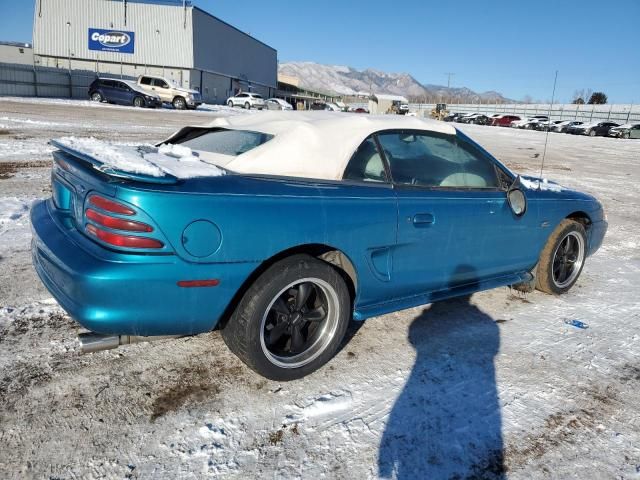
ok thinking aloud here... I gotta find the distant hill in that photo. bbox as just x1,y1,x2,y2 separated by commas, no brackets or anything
278,62,510,102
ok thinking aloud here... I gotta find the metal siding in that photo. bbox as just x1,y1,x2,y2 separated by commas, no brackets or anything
192,8,277,88
33,0,194,68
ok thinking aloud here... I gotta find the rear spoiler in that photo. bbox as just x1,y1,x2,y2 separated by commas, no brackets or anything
50,139,178,185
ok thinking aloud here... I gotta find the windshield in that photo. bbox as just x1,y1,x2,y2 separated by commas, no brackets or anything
172,128,273,157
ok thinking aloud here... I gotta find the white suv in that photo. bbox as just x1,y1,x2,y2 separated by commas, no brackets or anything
137,75,202,110
227,92,266,110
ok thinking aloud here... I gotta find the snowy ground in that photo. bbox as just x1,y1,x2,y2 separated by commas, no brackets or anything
0,98,639,479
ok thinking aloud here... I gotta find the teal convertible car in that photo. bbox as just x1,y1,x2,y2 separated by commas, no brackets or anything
31,112,607,380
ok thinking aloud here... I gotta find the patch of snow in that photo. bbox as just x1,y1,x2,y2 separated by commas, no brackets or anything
520,176,564,192
54,137,225,179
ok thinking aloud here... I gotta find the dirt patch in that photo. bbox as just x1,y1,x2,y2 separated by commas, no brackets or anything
0,311,73,343
0,129,11,135
0,361,53,401
619,364,640,383
507,293,533,304
504,384,620,472
0,160,51,179
150,360,245,421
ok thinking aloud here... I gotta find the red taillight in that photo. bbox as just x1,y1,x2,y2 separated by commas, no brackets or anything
86,224,164,249
88,195,135,215
86,208,153,233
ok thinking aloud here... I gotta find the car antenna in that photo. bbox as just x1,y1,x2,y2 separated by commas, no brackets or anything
538,70,559,190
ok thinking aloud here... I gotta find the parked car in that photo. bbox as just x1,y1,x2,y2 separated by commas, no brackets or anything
483,114,503,126
352,107,369,114
472,114,492,125
570,121,619,137
227,92,266,110
32,113,607,380
310,100,329,111
492,115,520,127
609,123,640,139
88,78,162,108
443,112,466,122
584,121,620,137
547,120,579,133
265,98,293,111
458,113,485,124
536,120,565,132
513,116,549,129
137,75,202,110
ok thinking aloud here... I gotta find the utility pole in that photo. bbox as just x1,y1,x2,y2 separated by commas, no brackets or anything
444,73,455,89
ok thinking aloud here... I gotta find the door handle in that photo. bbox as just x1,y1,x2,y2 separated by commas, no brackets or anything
413,213,435,226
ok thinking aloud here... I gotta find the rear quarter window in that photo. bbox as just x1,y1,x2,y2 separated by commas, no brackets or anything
172,129,274,157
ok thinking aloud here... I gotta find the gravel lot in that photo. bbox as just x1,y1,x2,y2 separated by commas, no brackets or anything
0,98,639,479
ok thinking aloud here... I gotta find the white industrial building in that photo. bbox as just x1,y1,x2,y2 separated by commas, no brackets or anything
30,0,278,102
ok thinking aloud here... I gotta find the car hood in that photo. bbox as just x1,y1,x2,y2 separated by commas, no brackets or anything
520,175,597,201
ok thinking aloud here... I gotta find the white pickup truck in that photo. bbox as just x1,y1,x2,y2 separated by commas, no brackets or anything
136,75,202,110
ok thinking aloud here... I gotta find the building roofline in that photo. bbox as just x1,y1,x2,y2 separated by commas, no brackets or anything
0,41,33,48
192,6,277,54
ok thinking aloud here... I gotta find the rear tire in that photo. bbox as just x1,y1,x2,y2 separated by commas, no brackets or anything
244,102,251,109
90,92,103,102
589,129,596,137
536,219,587,295
222,255,351,381
623,132,630,139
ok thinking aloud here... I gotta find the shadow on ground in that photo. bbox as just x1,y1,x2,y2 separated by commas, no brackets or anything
379,290,505,479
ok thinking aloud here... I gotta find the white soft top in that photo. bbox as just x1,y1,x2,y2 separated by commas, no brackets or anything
170,111,457,181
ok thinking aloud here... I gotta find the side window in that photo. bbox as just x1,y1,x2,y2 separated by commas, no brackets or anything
152,78,169,88
343,136,388,183
376,130,499,189
139,77,152,85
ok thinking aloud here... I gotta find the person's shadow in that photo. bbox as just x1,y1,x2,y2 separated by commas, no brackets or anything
378,267,505,479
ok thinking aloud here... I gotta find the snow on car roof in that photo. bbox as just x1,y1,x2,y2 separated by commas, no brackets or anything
170,111,457,181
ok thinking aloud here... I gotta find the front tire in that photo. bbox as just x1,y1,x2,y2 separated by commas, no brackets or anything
227,100,234,107
536,219,587,295
589,129,596,137
173,96,187,110
244,102,251,109
133,96,144,108
222,255,351,381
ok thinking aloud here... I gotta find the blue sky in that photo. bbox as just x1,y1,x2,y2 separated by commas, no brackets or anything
2,0,639,103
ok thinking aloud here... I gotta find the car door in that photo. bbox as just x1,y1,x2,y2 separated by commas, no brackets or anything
632,125,640,139
138,76,153,95
339,135,398,306
376,129,539,297
117,82,134,105
151,78,171,102
100,80,117,102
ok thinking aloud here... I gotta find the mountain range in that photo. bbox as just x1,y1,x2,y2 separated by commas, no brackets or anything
278,62,509,102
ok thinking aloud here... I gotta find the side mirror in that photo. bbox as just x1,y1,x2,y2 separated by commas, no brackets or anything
507,187,527,217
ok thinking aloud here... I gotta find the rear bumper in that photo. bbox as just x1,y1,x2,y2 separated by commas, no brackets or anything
31,200,258,336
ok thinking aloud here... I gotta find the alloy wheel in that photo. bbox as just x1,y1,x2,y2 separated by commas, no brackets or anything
260,278,340,369
552,232,585,289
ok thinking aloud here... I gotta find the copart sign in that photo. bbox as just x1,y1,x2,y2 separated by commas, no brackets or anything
88,28,135,54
